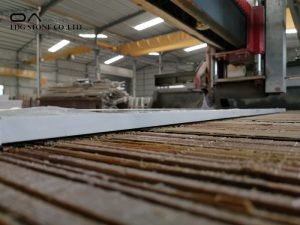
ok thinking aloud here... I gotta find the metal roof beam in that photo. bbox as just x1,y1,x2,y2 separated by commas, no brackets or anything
21,0,135,42
96,10,145,33
40,0,64,16
288,0,300,40
16,37,36,53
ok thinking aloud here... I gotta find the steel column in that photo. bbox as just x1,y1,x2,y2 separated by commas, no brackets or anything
206,46,215,91
95,32,101,80
158,53,162,75
132,60,137,97
36,9,41,100
256,54,262,76
15,53,20,98
55,60,59,83
254,0,263,76
85,64,89,78
265,0,287,93
213,60,218,83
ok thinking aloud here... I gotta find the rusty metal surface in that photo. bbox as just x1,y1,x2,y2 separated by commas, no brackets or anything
0,111,300,225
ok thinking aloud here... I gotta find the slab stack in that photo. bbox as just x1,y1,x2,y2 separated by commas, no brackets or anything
40,79,129,109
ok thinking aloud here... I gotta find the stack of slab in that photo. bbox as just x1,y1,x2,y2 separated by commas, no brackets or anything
0,95,22,109
40,79,129,109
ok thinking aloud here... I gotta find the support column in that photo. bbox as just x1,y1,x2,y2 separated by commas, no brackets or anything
85,64,89,78
255,0,263,76
36,26,41,100
36,33,41,99
265,0,287,93
158,53,162,74
206,46,216,90
256,54,263,76
16,52,20,98
35,7,42,102
95,48,101,80
94,31,101,80
132,60,137,97
213,60,218,84
55,60,59,83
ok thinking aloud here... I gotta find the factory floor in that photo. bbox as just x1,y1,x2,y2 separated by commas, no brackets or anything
0,111,300,225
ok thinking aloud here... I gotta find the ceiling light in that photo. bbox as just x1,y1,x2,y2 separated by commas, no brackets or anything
104,55,124,64
286,29,297,34
133,17,164,31
184,43,208,52
79,34,108,38
148,52,160,56
48,40,70,52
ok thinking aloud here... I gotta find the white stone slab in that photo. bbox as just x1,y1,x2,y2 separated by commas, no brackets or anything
0,107,285,145
0,95,9,101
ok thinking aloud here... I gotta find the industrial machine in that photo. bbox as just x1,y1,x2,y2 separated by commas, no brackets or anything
152,71,205,108
132,0,300,109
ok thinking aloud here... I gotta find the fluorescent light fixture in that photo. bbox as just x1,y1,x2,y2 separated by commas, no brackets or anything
133,17,164,31
286,29,297,34
104,55,124,64
79,33,108,38
48,40,70,52
169,84,185,89
148,52,160,56
184,43,208,52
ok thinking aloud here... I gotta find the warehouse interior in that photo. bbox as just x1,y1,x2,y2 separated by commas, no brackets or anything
0,0,300,224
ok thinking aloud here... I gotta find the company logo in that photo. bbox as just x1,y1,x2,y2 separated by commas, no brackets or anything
9,11,82,31
10,13,41,23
